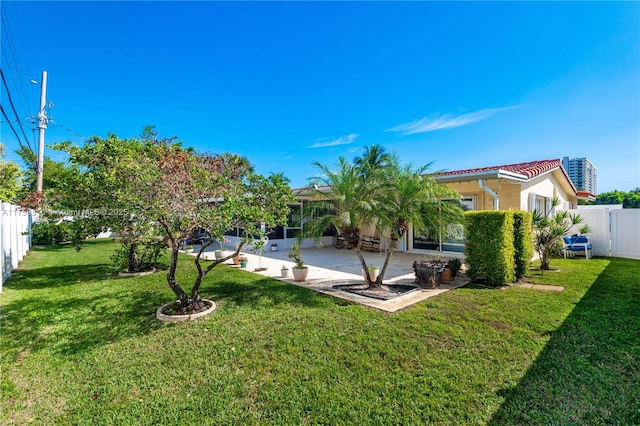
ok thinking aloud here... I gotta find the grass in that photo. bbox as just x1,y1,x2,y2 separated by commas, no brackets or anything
1,240,638,425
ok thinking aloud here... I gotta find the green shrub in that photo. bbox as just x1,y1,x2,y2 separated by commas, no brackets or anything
464,211,516,286
111,239,166,273
512,211,533,280
31,221,73,245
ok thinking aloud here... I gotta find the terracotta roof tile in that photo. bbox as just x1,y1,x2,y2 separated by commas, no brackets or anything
435,159,563,179
432,158,577,194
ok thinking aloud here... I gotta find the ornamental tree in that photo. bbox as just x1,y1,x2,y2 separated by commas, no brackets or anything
60,133,294,314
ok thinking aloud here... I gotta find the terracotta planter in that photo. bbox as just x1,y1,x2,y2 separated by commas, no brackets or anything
292,267,308,282
440,267,452,284
232,253,245,265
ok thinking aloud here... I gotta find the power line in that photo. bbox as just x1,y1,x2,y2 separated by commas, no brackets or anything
0,68,32,151
0,104,29,153
1,6,37,149
49,119,87,140
0,11,32,115
9,1,36,114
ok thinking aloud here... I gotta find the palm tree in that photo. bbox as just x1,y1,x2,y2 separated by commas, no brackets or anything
219,153,254,179
374,161,464,285
353,144,393,178
305,152,464,289
304,157,381,284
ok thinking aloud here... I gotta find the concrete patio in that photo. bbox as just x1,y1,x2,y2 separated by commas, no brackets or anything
198,245,468,313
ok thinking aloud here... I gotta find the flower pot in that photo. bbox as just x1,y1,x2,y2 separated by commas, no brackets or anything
281,268,289,278
368,268,380,282
271,244,278,252
240,260,248,268
440,267,452,284
215,250,232,260
414,264,441,289
292,267,308,282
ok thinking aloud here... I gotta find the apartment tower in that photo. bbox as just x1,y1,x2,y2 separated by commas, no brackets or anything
562,156,598,194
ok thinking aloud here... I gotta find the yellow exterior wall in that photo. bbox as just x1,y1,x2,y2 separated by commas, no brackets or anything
443,180,524,211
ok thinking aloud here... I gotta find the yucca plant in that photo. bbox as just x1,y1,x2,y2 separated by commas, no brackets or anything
533,197,591,270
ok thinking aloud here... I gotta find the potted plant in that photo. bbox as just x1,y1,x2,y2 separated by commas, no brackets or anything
367,265,380,282
288,243,308,282
281,265,289,278
413,258,446,289
185,245,194,253
239,256,248,268
214,237,232,260
271,243,278,252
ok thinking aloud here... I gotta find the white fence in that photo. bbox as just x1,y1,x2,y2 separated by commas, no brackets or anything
610,209,640,259
1,202,32,291
571,207,640,259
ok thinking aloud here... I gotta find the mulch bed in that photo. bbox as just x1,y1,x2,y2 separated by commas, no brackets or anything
333,283,419,300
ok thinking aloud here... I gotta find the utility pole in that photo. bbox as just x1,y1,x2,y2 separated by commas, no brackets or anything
36,70,47,193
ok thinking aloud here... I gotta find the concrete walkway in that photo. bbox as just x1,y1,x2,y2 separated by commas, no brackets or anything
197,245,468,313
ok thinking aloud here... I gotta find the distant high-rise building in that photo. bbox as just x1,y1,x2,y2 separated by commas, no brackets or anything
562,157,598,194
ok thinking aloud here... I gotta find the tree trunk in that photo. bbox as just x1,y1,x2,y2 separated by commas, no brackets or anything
157,218,203,314
166,246,192,310
378,238,399,286
540,256,550,270
127,242,139,272
355,245,380,289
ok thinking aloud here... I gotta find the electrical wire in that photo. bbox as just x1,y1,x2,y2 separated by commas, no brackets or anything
0,104,30,153
49,119,87,140
0,68,32,151
0,11,32,118
9,1,37,114
1,6,37,150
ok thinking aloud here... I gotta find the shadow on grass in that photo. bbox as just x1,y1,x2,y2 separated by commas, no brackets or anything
2,287,167,360
489,258,640,425
206,272,333,310
6,263,116,290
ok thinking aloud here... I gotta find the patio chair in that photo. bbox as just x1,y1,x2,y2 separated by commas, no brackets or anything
562,236,574,258
564,235,592,259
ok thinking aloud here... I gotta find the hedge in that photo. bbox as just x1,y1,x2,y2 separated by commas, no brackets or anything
512,211,533,280
464,211,516,286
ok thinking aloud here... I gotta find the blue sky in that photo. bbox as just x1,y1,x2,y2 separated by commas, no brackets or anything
1,1,638,193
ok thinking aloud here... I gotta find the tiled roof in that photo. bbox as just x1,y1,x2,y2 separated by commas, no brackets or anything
432,158,578,194
295,159,578,194
434,159,564,179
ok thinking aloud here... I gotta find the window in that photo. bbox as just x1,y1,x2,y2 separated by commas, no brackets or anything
411,196,474,253
534,195,547,216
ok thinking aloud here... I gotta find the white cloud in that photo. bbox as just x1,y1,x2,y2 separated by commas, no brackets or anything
308,133,359,148
388,105,525,135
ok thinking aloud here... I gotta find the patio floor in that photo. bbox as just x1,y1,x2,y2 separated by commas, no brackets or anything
198,246,469,313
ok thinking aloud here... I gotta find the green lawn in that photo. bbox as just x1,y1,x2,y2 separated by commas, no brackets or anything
1,240,638,425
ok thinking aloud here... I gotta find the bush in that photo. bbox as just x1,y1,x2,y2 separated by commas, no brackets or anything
464,211,515,286
512,211,533,280
111,239,166,273
31,221,73,245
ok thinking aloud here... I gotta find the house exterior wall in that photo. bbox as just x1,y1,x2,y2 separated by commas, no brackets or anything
443,180,523,211
520,172,577,212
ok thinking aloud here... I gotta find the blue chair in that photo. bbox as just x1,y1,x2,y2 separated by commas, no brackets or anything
565,235,592,259
562,236,574,258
